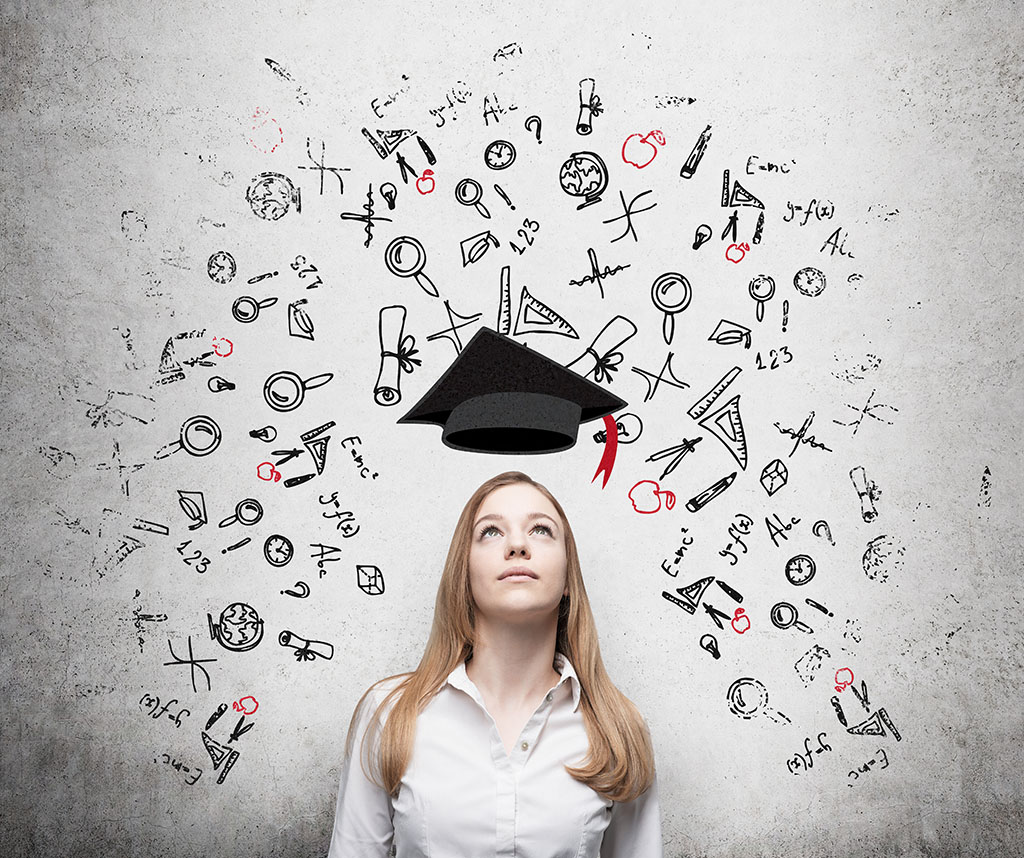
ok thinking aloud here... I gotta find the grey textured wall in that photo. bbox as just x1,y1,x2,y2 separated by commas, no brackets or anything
2,1,1022,856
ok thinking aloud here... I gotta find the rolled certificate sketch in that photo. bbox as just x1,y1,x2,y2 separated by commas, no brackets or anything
577,78,597,135
374,305,420,406
566,315,638,383
279,630,334,661
680,124,712,179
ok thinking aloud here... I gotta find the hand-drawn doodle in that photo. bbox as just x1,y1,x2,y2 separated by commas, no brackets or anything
375,305,421,406
791,645,831,688
78,387,155,428
785,554,816,586
631,353,689,402
692,223,712,249
747,274,775,323
338,437,378,481
726,677,790,724
200,731,240,785
622,130,666,169
759,459,788,495
812,520,834,545
848,748,890,785
805,598,833,617
120,209,147,241
513,284,578,338
775,411,833,456
232,295,278,324
385,235,439,297
603,189,657,243
218,499,263,528
286,299,315,341
297,138,349,195
705,600,733,628
340,185,392,247
765,513,801,547
576,79,601,134
566,315,638,383
834,668,854,693
207,251,236,284
246,172,300,220
247,107,283,154
263,534,294,567
833,388,899,435
659,528,693,576
831,696,848,726
508,216,540,256
568,248,631,298
723,175,764,209
820,226,855,258
416,135,436,165
94,441,145,497
979,466,993,508
697,394,747,470
130,593,168,653
481,92,517,125
454,178,491,218
493,184,515,210
593,412,642,445
484,140,516,170
207,376,235,393
311,543,341,576
669,575,714,615
793,266,826,297
680,124,712,179
558,151,607,209
361,127,415,159
380,182,397,210
256,461,283,482
279,630,335,661
685,472,736,512
524,115,542,143
752,211,765,244
163,637,216,693
725,242,749,264
426,300,483,355
415,169,436,195
263,370,334,412
208,603,264,653
154,415,222,460
139,693,190,728
357,564,386,595
786,733,832,774
281,582,310,598
781,299,789,332
232,696,259,716
708,319,751,349
650,273,691,345
628,480,676,514
731,609,751,634
211,337,233,357
177,490,208,530
221,538,250,554
699,634,720,659
249,426,277,442
846,709,902,742
645,436,702,481
460,230,500,265
862,534,904,582
849,466,880,522
772,602,813,634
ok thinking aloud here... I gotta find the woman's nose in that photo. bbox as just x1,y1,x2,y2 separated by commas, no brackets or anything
505,538,529,558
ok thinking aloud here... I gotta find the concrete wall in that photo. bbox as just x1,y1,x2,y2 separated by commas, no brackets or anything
2,1,1021,855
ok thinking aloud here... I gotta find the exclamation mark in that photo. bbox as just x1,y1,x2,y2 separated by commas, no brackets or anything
222,537,252,554
782,299,789,334
248,271,280,284
494,184,515,210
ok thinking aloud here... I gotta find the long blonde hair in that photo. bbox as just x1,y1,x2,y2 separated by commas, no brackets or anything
344,471,656,802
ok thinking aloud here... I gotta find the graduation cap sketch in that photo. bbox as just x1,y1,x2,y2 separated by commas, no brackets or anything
398,327,626,455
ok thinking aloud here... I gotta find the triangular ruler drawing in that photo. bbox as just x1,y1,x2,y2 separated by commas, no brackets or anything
698,394,748,470
675,575,714,611
846,708,902,741
497,266,512,335
513,285,579,338
729,179,764,209
158,338,181,375
361,127,416,159
303,435,330,475
201,731,240,783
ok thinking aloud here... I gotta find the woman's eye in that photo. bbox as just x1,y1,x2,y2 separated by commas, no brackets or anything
480,525,500,537
532,524,553,536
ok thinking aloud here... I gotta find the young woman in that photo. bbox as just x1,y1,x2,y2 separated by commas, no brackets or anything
327,471,662,857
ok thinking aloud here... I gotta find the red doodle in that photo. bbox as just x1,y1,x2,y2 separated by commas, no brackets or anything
257,462,281,482
731,608,751,634
725,242,750,264
621,130,666,169
628,479,676,514
248,107,283,154
212,337,233,357
416,169,436,195
232,696,259,715
834,667,854,692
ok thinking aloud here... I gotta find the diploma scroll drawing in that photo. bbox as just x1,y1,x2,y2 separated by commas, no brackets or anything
374,305,421,406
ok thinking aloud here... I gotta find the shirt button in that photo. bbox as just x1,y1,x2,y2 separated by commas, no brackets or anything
521,741,529,751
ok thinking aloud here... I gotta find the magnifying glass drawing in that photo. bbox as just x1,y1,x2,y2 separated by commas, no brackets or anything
748,274,775,323
455,178,491,219
232,295,278,323
384,236,439,297
263,370,334,412
218,498,264,528
726,677,790,724
771,601,814,634
154,415,222,460
650,272,692,345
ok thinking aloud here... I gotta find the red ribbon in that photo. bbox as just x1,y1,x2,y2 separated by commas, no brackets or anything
591,414,618,489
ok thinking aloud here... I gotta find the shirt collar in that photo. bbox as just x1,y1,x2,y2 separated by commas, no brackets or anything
446,650,582,713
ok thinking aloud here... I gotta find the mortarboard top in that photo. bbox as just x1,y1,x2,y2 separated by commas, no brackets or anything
397,327,627,454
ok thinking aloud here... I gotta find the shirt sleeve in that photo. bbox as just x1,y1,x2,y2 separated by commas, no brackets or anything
326,686,396,858
599,765,663,857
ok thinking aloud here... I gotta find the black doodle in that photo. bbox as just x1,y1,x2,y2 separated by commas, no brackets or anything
357,564,386,595
566,315,637,383
484,140,516,170
94,440,145,497
646,436,702,481
650,273,691,345
699,634,720,659
207,251,236,284
340,184,392,247
427,300,482,355
759,459,787,496
834,388,899,435
508,217,540,256
831,696,848,726
748,274,775,323
751,211,765,245
217,498,263,529
781,300,789,333
80,388,155,428
291,254,326,290
394,150,419,185
298,138,349,196
568,248,631,298
249,426,277,442
765,513,801,548
832,353,882,383
805,598,833,617
246,172,300,220
726,677,790,724
847,709,902,742
207,376,235,393
417,135,436,165
288,299,315,340
659,527,694,576
979,466,992,508
576,78,602,135
679,124,711,179
120,209,147,241
281,581,310,598
593,412,643,445
756,347,792,370
603,189,657,243
721,173,764,209
685,472,736,512
721,210,739,242
524,115,542,142
176,539,212,574
320,491,361,536
708,319,751,349
163,636,216,693
221,537,250,554
139,693,190,729
702,602,732,630
362,127,415,159
265,57,310,105
279,630,335,661
632,352,689,403
862,534,904,583
513,284,578,338
455,178,491,219
692,223,712,249
698,395,747,471
793,266,826,297
384,235,438,297
784,198,834,226
848,748,890,785
380,183,397,210
820,226,855,258
774,411,833,456
718,581,743,603
786,733,832,774
154,415,222,460
263,535,294,567
481,92,517,126
130,591,168,654
663,575,712,615
717,513,753,566
263,370,333,412
850,466,880,522
461,230,500,265
208,602,264,653
232,294,277,324
785,554,816,586
493,184,515,210
558,151,607,209
311,543,342,577
375,305,421,406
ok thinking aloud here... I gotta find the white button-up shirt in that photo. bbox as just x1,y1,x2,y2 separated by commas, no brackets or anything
328,651,663,857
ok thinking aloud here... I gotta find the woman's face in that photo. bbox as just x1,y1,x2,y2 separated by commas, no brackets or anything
467,482,569,624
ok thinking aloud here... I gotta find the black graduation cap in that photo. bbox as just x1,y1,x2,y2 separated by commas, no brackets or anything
398,327,627,454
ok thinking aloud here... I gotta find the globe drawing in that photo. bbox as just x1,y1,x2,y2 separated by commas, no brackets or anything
208,602,265,652
558,151,608,210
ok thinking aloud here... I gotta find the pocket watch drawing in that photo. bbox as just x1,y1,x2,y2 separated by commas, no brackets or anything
263,534,294,567
484,140,517,170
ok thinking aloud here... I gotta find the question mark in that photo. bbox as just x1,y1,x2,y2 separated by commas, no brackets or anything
281,581,310,598
525,115,542,144
812,520,834,545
